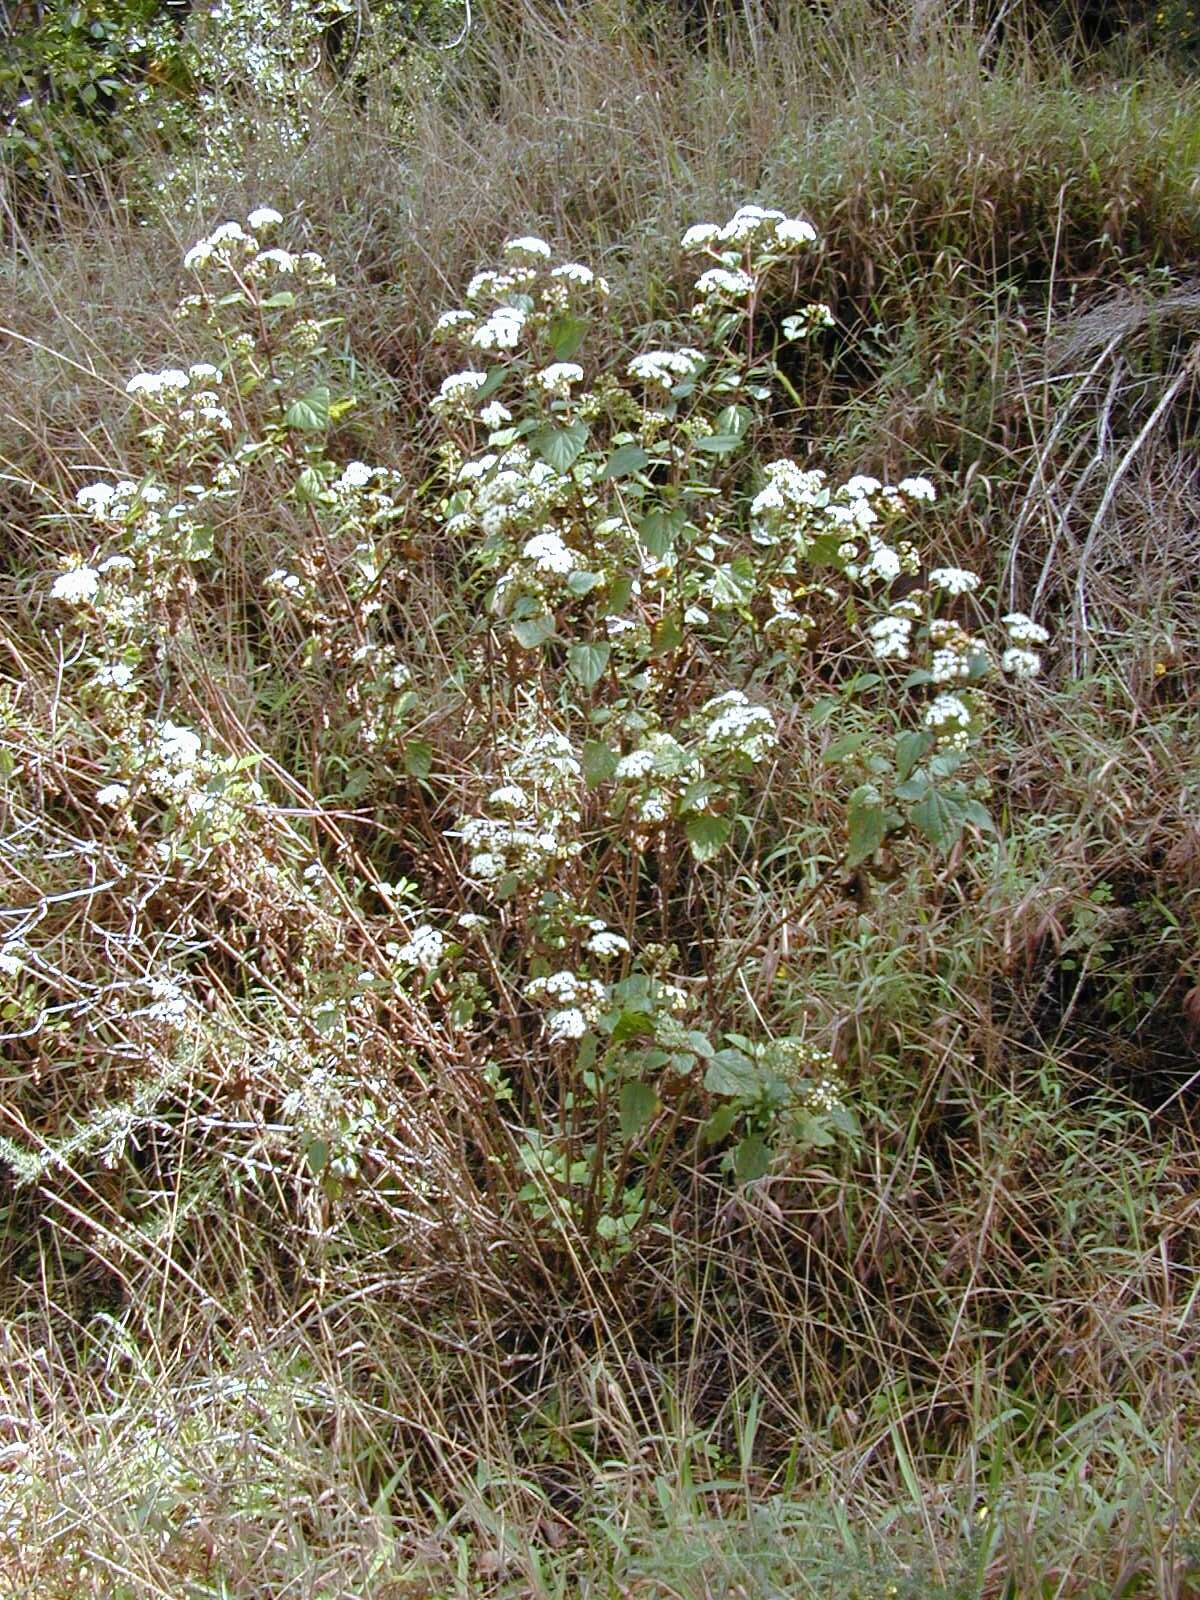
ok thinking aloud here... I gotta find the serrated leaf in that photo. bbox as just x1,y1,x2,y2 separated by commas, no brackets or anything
284,384,331,432
715,403,753,438
651,613,684,655
639,508,683,557
685,812,731,864
824,730,870,764
701,1103,739,1146
846,784,888,868
548,314,588,361
511,614,556,649
909,784,969,849
602,443,650,481
567,641,610,689
704,1047,759,1097
733,1133,771,1183
895,728,932,782
403,739,432,780
582,739,618,787
964,799,996,833
619,1080,657,1139
566,570,603,596
532,420,588,472
894,775,931,802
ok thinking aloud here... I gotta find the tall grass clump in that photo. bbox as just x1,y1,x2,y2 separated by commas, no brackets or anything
0,2,1198,1596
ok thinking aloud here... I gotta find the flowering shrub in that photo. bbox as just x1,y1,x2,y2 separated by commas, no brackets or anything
27,200,1048,1286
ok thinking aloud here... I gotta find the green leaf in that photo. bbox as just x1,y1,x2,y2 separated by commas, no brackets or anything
566,570,603,597
582,739,618,788
261,290,296,309
606,574,634,614
704,1047,758,1097
708,560,755,608
964,799,996,834
895,729,932,782
611,1009,655,1045
511,614,556,649
909,784,970,849
651,613,684,655
715,403,753,438
733,1133,771,1183
639,508,683,558
824,730,870,764
284,384,331,432
894,775,931,803
619,1080,657,1139
693,433,742,455
293,465,328,505
701,1103,739,1146
685,813,731,864
403,740,433,780
532,420,588,472
567,641,610,689
305,1139,328,1175
602,444,650,481
548,314,587,361
846,784,888,868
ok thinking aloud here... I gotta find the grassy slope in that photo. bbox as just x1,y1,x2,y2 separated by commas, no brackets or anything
1,4,1199,1595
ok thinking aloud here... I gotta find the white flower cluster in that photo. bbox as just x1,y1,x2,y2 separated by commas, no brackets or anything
698,690,777,762
393,923,446,971
526,968,607,1045
682,204,818,254
923,691,972,751
455,723,584,889
1000,612,1049,679
626,348,706,390
928,618,984,685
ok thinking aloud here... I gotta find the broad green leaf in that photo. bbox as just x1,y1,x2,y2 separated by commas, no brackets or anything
909,784,970,849
284,384,331,432
548,314,588,361
566,570,603,597
532,420,588,472
708,560,755,607
701,1103,739,1146
964,799,996,834
824,730,870,764
261,290,295,309
733,1133,771,1183
895,728,932,782
685,812,731,863
846,784,888,868
619,1080,657,1139
640,508,683,557
605,574,634,614
651,614,684,655
582,739,618,787
511,614,556,649
693,433,742,455
305,1139,328,1175
602,444,650,481
704,1047,758,1097
567,641,610,689
714,403,753,438
293,465,327,504
403,739,433,780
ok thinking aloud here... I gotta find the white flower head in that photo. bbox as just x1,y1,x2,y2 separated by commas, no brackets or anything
1002,613,1050,646
247,206,283,231
50,565,100,604
586,930,629,958
480,401,512,429
522,532,576,575
395,923,445,971
96,782,130,807
695,266,755,299
929,567,980,596
1002,646,1041,679
547,1007,587,1043
503,235,552,260
156,721,203,769
471,306,526,351
681,222,721,249
551,262,595,285
532,361,584,394
898,476,937,503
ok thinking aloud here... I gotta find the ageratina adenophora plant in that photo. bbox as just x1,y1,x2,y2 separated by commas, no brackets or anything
38,203,1049,1264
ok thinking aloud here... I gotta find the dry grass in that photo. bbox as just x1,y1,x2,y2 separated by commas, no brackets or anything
1,3,1199,1596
